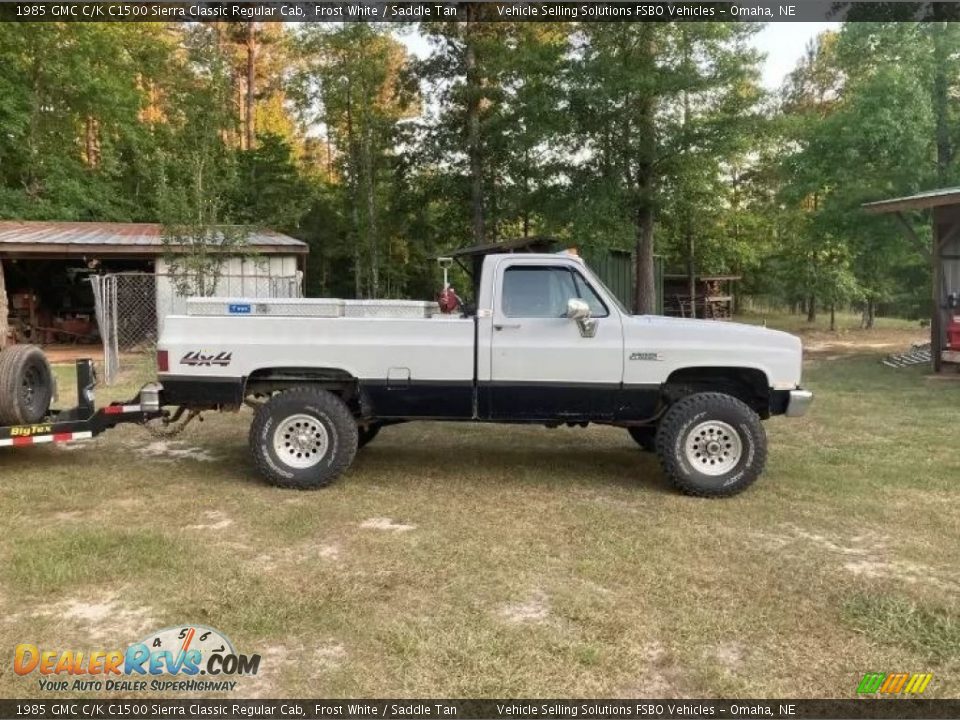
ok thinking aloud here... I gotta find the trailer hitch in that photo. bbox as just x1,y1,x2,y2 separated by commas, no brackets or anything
146,406,202,439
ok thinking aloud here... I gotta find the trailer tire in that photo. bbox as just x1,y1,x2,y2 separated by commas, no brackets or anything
357,423,381,449
0,344,54,425
655,392,767,497
249,387,358,489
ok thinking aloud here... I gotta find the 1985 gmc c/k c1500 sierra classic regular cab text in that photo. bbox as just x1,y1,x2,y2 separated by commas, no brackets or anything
156,252,812,497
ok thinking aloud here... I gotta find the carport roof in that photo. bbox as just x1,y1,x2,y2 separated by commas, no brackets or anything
0,221,308,258
862,187,960,214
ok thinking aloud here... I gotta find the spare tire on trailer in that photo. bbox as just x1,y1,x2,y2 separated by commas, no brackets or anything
0,344,55,425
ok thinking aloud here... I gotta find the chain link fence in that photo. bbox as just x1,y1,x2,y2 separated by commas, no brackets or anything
90,272,302,384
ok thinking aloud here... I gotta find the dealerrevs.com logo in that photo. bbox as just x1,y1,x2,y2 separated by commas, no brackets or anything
14,625,260,693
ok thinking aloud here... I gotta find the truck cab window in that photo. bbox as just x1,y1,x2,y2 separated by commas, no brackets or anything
502,266,608,318
502,266,570,317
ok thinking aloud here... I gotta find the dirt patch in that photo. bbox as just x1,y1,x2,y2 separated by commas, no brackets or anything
620,641,688,698
240,641,341,696
710,641,745,672
798,326,927,357
499,591,550,625
137,440,215,463
758,525,959,591
252,541,341,571
759,526,883,556
317,544,340,560
359,517,416,532
187,510,234,531
806,340,912,354
843,559,959,591
313,643,347,671
241,644,290,698
30,597,155,642
52,511,84,522
110,497,144,511
54,441,92,452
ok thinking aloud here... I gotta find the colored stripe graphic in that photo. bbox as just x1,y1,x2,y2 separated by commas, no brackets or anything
0,431,93,448
904,674,933,694
858,672,933,695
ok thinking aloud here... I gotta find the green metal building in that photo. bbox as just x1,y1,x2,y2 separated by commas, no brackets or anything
449,236,663,315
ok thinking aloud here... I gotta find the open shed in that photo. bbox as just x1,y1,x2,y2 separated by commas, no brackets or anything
863,188,960,372
0,221,307,346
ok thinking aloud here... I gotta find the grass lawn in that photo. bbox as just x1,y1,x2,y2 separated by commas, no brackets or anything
0,314,958,699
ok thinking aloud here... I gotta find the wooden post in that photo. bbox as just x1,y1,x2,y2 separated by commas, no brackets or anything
933,208,943,373
0,259,7,350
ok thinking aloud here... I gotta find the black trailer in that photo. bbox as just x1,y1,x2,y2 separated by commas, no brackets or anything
0,358,163,450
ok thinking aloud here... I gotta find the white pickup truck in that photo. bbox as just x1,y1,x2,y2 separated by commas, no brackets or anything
156,252,811,496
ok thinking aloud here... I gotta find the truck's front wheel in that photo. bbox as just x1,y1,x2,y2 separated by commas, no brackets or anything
249,387,358,489
655,392,767,497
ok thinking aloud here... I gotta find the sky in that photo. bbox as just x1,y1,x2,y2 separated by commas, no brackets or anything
398,22,841,91
756,22,838,88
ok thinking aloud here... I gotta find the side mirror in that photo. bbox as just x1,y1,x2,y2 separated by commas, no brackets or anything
566,298,591,321
566,298,597,338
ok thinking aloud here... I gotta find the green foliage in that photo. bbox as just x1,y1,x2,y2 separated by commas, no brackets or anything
0,21,946,316
295,23,417,298
774,24,944,321
232,134,313,231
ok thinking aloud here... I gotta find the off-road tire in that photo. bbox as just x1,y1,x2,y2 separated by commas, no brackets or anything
0,344,54,425
627,426,657,452
655,392,767,497
357,423,381,449
249,386,358,489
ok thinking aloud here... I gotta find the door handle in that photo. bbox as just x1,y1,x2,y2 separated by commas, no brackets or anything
494,323,522,331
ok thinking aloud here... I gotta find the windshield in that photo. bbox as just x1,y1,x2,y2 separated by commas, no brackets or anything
587,270,631,316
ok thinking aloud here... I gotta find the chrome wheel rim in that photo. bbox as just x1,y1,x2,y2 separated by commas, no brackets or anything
685,420,742,476
273,414,329,469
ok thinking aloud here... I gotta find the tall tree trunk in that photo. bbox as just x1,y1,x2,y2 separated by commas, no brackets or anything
932,21,952,184
681,35,694,319
830,303,836,332
632,28,657,315
634,204,656,315
0,261,7,350
686,225,696,319
345,82,362,298
806,294,816,323
84,117,99,168
522,147,531,238
363,129,379,298
245,23,257,151
464,10,485,245
862,299,875,329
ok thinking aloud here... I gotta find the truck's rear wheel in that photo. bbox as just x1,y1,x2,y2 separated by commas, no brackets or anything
655,392,767,497
0,344,54,425
249,387,358,489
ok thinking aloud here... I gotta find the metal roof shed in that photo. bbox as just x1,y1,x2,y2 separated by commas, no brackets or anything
863,188,960,372
0,221,308,260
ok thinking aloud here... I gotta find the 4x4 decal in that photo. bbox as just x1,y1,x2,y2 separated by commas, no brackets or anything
180,351,233,368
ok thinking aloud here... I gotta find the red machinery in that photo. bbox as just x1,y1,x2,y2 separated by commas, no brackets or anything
948,292,960,352
949,316,960,351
